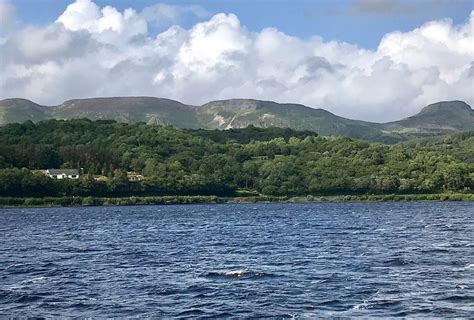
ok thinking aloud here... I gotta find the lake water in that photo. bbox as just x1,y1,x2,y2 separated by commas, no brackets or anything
0,202,473,317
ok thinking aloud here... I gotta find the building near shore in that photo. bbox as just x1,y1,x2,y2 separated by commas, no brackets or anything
127,172,144,181
46,169,80,179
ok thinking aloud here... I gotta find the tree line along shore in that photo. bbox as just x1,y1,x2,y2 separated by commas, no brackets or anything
1,194,473,209
0,119,472,207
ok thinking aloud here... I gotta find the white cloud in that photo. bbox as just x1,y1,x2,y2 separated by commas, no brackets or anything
56,0,147,42
5,24,94,64
176,14,250,75
0,0,473,122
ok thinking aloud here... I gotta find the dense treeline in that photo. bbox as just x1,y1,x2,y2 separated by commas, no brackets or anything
402,132,474,165
0,119,472,198
184,126,317,144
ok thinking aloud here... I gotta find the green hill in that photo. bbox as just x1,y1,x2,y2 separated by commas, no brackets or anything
197,99,387,141
0,98,50,125
382,101,474,139
0,97,472,143
0,120,472,199
52,97,199,128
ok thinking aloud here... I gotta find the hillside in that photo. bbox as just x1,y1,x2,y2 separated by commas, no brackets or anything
383,101,474,139
0,120,472,198
197,99,388,141
0,98,50,125
0,97,472,143
53,97,199,128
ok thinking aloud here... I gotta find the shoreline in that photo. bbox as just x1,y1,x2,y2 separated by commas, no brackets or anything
1,193,473,208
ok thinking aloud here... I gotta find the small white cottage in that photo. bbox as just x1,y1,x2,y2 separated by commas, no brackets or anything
46,169,80,179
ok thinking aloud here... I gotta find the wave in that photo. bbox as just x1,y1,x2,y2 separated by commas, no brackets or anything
438,294,473,302
176,309,207,317
205,270,273,279
462,263,474,270
382,257,414,267
454,263,474,271
0,290,43,304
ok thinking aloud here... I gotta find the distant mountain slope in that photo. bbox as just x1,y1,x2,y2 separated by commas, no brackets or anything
197,99,388,142
382,101,474,139
0,97,472,143
52,97,199,128
0,98,49,125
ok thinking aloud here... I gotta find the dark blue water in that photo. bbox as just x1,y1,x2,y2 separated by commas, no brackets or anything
0,202,473,318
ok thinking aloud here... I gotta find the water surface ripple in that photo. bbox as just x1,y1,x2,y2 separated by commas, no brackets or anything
0,202,473,317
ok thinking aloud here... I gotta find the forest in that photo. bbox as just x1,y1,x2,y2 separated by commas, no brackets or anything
0,119,473,199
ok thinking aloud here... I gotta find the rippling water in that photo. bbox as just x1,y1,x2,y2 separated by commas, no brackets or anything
1,202,473,317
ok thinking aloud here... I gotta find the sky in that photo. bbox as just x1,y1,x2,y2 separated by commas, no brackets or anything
0,0,473,122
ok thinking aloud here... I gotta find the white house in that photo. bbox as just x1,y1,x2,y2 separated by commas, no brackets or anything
127,172,144,181
46,169,80,179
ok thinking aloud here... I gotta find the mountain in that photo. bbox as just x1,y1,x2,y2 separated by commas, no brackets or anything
382,101,474,139
189,98,474,142
0,98,50,125
197,99,388,141
52,97,199,128
0,97,472,143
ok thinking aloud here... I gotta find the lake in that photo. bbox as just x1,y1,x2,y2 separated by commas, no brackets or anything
0,202,473,317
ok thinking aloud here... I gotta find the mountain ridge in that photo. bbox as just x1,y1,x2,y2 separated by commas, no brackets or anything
0,97,472,143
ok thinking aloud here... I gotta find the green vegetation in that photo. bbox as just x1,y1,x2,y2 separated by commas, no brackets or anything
0,119,472,206
1,97,472,143
0,98,49,125
383,101,474,140
197,99,388,142
0,193,472,208
0,195,226,208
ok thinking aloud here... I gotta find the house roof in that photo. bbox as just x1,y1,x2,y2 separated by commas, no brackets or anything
47,169,79,175
127,172,143,176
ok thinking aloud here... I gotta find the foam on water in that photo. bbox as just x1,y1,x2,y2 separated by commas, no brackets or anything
205,270,272,279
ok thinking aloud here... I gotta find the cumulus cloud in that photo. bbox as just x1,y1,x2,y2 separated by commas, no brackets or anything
0,0,473,122
5,24,94,64
56,0,147,42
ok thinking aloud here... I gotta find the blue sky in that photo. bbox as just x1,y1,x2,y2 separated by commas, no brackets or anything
11,0,474,48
